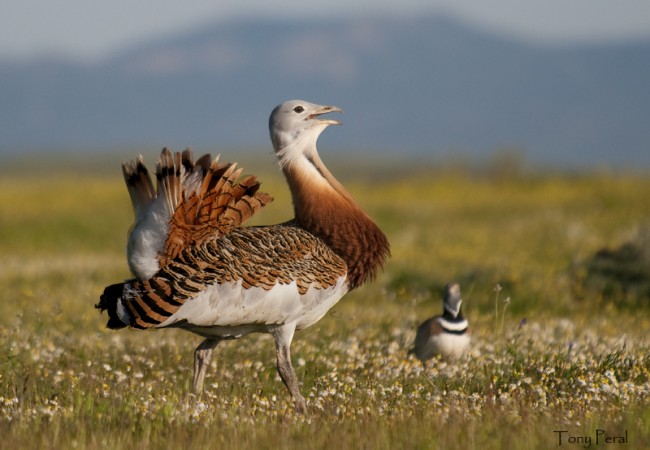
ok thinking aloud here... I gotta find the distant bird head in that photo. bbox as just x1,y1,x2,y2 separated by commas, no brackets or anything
443,283,463,318
269,100,342,167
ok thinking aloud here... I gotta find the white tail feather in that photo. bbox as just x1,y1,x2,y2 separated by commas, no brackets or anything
125,148,202,280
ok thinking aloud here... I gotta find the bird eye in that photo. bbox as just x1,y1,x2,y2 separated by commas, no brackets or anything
293,106,304,113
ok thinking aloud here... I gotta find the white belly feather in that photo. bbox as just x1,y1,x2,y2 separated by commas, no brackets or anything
157,276,348,338
421,332,470,360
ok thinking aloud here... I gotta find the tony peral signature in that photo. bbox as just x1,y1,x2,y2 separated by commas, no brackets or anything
554,429,628,447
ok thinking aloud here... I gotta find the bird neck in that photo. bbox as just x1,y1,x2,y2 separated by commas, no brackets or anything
281,148,389,290
443,305,464,322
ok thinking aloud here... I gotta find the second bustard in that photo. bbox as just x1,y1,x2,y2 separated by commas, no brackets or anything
96,100,390,413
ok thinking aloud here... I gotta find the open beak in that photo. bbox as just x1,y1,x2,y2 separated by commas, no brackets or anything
308,105,343,125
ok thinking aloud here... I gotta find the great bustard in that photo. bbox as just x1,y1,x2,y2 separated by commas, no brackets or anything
96,100,390,412
412,283,470,361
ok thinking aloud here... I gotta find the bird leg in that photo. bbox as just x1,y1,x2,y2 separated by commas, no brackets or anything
272,323,307,413
193,337,220,394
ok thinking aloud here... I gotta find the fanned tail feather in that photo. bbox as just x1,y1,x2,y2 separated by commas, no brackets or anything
156,148,186,216
181,151,211,197
161,156,273,265
121,147,273,278
124,148,212,279
125,147,210,223
122,155,156,221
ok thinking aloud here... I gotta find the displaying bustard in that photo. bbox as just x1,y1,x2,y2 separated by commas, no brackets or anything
96,100,390,412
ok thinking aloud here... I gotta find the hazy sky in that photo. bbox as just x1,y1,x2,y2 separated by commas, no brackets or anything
3,0,650,61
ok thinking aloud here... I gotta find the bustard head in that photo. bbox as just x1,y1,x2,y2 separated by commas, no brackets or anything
269,100,342,168
443,283,463,318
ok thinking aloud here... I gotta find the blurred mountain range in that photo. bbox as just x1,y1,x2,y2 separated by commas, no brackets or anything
2,15,649,167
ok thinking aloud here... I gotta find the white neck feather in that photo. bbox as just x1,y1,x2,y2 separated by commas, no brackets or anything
275,125,326,171
438,316,469,332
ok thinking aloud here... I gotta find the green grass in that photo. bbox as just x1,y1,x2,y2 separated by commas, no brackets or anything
1,153,650,449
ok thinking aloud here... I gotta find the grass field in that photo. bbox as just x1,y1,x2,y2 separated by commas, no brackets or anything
1,151,649,449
